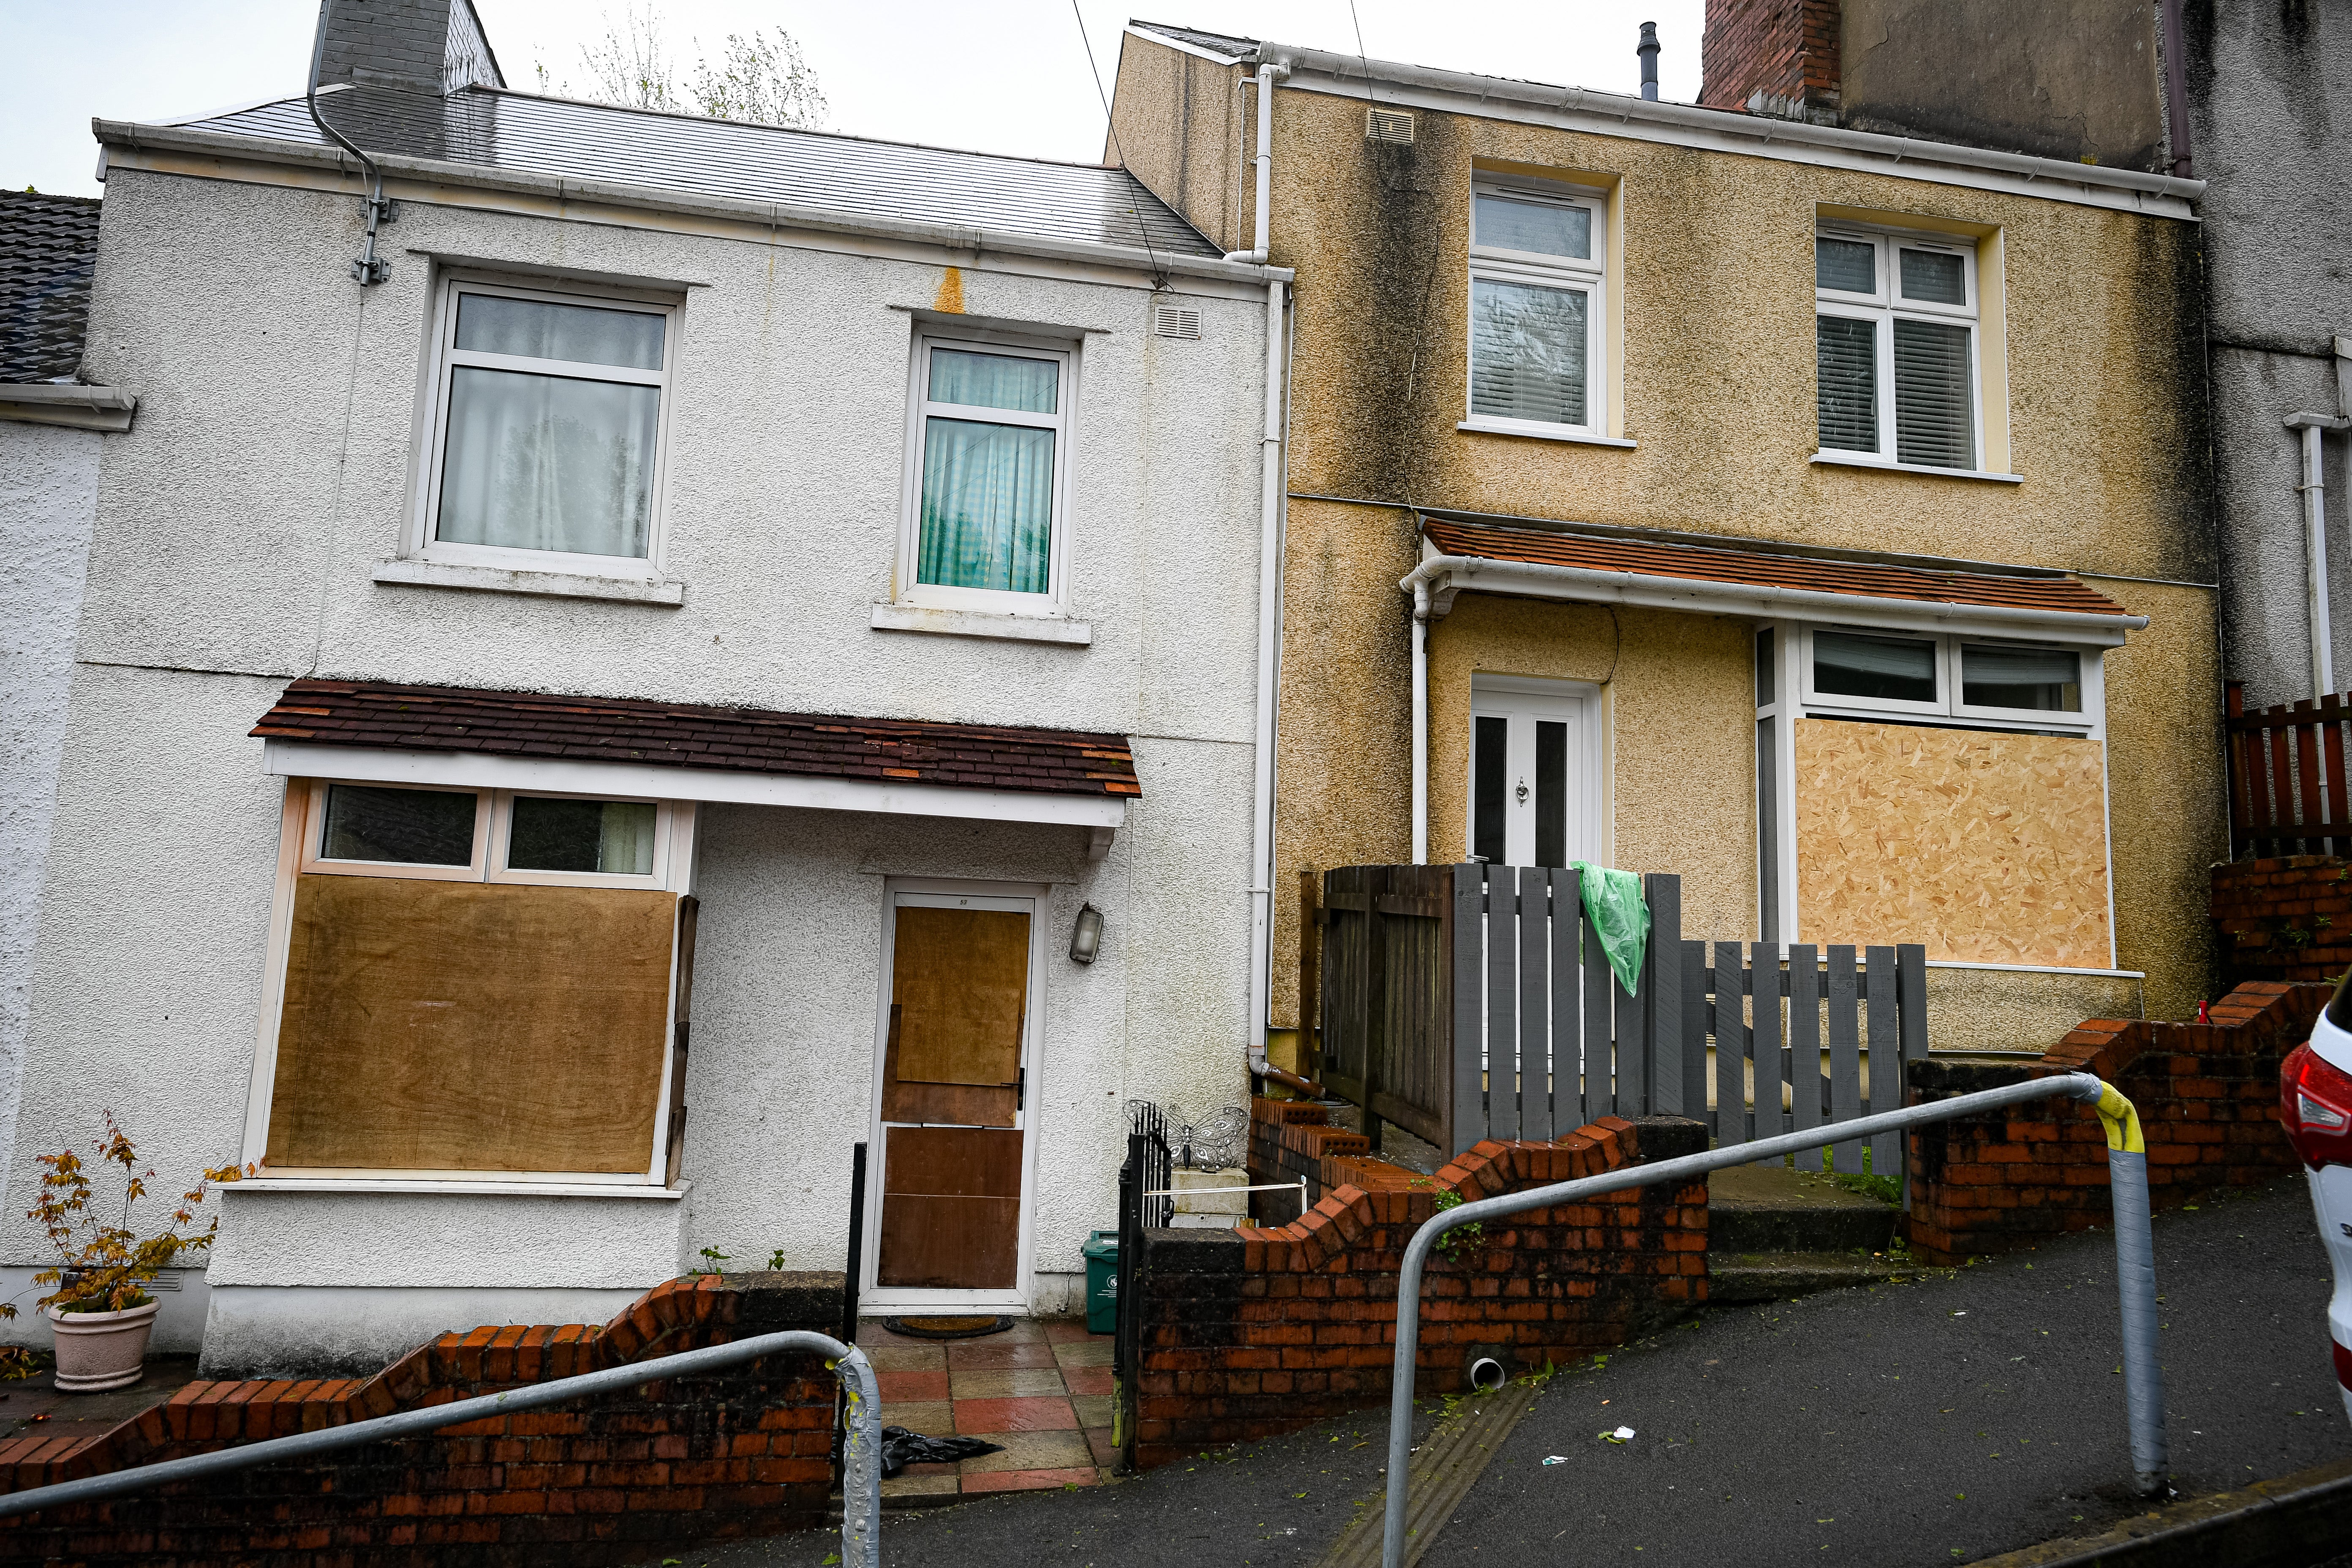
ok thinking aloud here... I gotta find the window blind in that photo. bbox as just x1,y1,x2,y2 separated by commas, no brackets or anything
1816,316,1877,452
1470,278,1587,427
1894,318,1974,469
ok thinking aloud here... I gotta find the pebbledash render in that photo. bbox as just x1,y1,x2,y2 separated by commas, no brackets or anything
1110,20,2222,1067
3,5,1283,1374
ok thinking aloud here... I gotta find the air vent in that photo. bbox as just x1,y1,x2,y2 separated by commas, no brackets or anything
1152,303,1202,340
1367,107,1415,144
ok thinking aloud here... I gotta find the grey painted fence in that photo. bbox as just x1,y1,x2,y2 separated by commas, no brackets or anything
1315,864,1930,1184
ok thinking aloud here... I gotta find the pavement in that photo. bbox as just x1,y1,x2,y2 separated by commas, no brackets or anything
863,1317,1118,1503
647,1175,2352,1568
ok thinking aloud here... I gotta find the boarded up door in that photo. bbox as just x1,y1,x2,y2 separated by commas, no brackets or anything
876,904,1029,1290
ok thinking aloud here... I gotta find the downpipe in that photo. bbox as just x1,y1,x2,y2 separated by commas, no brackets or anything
1378,1073,2168,1568
1223,60,1288,265
0,1330,885,1568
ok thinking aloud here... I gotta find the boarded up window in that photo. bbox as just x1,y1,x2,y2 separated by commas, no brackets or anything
268,874,675,1173
890,906,1028,1088
1793,718,2112,968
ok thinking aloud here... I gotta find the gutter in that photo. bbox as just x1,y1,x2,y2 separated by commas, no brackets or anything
0,384,136,433
92,119,1293,292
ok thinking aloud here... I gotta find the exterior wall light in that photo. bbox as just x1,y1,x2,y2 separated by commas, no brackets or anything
1069,903,1104,964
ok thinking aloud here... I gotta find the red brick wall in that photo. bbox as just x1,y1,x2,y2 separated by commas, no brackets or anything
1699,0,1842,113
1905,983,2319,1266
0,1273,843,1567
1133,1112,1707,1470
2213,856,2352,987
1246,1097,1368,1224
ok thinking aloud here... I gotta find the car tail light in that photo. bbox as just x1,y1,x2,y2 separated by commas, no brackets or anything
2281,1042,2352,1167
2336,1342,2352,1391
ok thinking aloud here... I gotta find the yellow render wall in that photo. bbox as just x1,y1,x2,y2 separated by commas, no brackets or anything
1793,718,2113,968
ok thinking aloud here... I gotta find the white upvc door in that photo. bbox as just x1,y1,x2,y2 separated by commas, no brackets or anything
1467,675,1604,869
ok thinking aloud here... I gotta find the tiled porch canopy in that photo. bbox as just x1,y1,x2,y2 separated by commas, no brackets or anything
251,678,1137,831
1415,513,2146,642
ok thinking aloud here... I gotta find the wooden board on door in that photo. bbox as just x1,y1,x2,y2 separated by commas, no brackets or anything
877,1126,1023,1289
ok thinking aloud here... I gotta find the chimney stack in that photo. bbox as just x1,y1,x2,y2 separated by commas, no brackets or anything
1699,0,1840,125
1638,22,1661,101
317,0,504,95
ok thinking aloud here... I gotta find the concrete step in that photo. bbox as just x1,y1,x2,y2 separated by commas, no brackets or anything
1709,1251,1912,1304
1707,1161,1900,1255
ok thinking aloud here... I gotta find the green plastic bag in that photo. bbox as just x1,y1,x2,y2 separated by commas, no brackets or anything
1570,862,1650,996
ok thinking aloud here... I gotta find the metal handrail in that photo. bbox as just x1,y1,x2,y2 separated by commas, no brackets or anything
0,1328,884,1568
1380,1072,2165,1568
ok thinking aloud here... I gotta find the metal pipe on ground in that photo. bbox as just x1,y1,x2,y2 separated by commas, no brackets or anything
1378,1072,2167,1568
0,1329,885,1568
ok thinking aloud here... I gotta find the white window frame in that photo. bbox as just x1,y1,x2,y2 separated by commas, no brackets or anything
1795,625,2102,737
1465,179,1609,441
248,779,697,1188
896,330,1078,618
1813,225,1983,473
1463,674,1606,868
412,273,681,580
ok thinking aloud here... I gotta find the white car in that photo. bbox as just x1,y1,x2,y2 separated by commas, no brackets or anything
2281,988,2352,1423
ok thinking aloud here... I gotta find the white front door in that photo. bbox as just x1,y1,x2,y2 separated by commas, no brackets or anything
1468,675,1603,868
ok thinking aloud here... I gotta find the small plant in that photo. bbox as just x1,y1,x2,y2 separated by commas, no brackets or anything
768,1249,789,1271
689,1246,733,1277
1429,1189,1486,1262
17,1116,243,1318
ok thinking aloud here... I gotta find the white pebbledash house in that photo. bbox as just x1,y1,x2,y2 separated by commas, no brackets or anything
4,0,1285,1374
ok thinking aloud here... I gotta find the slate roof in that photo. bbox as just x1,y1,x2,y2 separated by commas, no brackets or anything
251,679,1142,799
1127,21,1259,60
1419,517,2133,618
172,86,1220,258
0,190,101,382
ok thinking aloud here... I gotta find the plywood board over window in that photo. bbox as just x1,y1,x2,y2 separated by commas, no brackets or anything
268,875,675,1173
890,905,1028,1087
1793,718,2111,968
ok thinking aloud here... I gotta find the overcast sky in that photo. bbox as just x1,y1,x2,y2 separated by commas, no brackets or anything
7,1,1704,198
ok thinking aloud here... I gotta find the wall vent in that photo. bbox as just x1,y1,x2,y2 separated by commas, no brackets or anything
1152,303,1202,340
1367,107,1416,144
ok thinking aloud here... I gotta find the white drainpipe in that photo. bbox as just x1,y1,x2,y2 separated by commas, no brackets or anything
2290,335,2352,700
1223,60,1287,265
1410,579,1430,864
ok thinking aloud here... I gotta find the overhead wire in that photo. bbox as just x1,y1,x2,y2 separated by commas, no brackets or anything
1070,1,1168,289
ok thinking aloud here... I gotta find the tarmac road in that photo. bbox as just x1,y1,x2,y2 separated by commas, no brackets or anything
661,1173,2348,1568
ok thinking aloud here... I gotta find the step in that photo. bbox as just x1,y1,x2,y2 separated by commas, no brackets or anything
1707,1162,1899,1255
1709,1251,1911,1304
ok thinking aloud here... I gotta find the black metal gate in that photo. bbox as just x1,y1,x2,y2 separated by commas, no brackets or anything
1111,1100,1170,1473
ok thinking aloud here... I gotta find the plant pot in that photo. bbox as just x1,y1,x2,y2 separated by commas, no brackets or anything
46,1299,160,1392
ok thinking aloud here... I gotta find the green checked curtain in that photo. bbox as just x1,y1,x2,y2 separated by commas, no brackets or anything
918,349,1059,595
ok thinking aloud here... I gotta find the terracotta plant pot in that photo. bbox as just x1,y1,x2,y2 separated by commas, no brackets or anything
46,1299,160,1392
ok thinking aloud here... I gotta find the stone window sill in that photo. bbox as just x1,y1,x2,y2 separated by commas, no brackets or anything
1457,418,1636,449
373,558,686,605
227,1177,689,1198
1810,452,2023,484
870,601,1093,645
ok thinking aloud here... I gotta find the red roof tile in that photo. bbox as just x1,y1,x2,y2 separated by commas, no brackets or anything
1421,518,2132,618
250,679,1140,799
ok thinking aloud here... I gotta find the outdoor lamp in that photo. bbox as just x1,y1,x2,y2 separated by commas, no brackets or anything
1069,903,1103,964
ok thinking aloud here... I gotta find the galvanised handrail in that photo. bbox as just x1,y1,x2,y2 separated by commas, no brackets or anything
0,1328,884,1568
1381,1072,2164,1568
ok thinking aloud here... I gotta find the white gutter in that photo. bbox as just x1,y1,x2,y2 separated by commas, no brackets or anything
1223,60,1287,264
1399,551,2150,865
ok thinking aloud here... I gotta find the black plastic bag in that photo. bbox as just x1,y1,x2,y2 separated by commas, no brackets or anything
879,1425,1006,1478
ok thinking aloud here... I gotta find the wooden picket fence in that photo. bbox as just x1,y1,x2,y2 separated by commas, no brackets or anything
2227,681,2352,857
1312,863,1929,1180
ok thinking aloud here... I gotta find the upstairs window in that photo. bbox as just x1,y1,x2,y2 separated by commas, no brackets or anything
902,335,1073,611
1815,229,1980,472
422,279,675,568
1466,181,1606,437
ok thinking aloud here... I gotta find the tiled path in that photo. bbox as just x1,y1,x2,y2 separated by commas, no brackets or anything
858,1318,1116,1505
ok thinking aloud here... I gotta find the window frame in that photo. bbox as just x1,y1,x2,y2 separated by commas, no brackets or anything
1813,225,1984,474
1465,178,1609,441
896,329,1079,618
412,273,681,580
1795,624,2101,736
299,779,677,890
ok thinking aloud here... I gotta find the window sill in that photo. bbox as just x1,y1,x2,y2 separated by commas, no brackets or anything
870,601,1093,645
1457,419,1636,449
1810,453,2023,484
226,1177,689,1198
373,558,686,606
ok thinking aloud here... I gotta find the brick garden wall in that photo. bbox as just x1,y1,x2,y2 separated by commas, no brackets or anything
1131,1111,1707,1470
2213,856,2352,988
1245,1097,1368,1224
1905,983,2319,1266
0,1272,845,1567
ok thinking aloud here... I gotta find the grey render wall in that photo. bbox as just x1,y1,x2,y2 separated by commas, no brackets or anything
0,420,98,1199
6,158,1269,1348
2188,0,2352,710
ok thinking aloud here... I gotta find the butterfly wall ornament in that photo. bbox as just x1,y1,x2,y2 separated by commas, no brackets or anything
1160,1103,1248,1171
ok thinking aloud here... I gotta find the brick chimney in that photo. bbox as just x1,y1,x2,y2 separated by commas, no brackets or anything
1699,0,1840,124
318,0,504,95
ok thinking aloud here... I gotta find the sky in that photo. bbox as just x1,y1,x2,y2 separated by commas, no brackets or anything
5,0,1706,198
